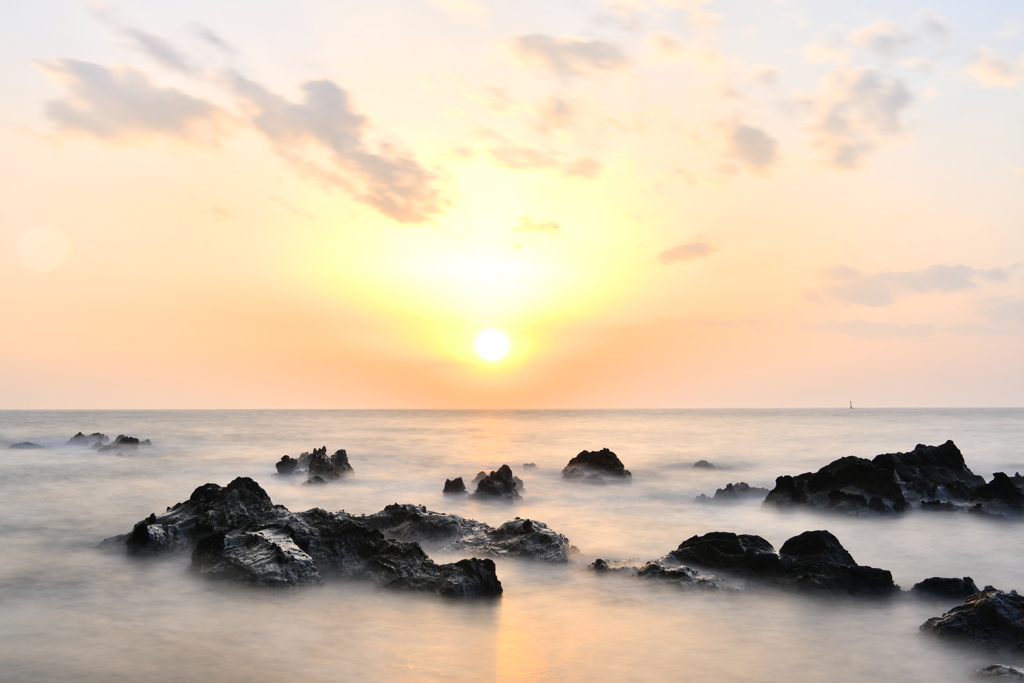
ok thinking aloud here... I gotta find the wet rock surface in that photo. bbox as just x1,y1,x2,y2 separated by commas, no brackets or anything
921,587,1024,651
105,478,502,597
973,665,1024,679
443,477,467,494
474,465,520,499
969,473,1024,517
562,448,631,480
68,432,109,446
912,577,980,601
763,441,993,515
695,482,769,504
353,503,575,563
668,530,898,596
273,446,353,484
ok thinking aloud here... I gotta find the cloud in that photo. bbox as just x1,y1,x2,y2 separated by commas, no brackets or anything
118,26,194,73
802,44,850,65
514,217,560,233
847,21,914,58
729,123,777,169
651,0,721,30
195,26,235,55
658,242,715,264
229,73,447,223
534,97,577,133
649,33,726,68
806,67,913,168
488,145,601,178
920,12,951,37
981,298,1024,325
968,48,1023,88
513,35,629,79
41,59,216,138
823,264,1008,306
812,319,934,339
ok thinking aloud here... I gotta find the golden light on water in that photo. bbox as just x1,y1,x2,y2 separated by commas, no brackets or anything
475,328,510,362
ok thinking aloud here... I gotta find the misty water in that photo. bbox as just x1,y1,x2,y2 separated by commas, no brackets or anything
2,409,1023,682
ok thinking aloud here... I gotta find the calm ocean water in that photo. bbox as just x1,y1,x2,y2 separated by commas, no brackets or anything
1,409,1022,682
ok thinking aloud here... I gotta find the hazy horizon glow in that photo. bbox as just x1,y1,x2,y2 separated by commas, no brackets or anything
2,0,1023,408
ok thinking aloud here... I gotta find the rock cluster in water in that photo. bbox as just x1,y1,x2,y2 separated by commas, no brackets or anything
763,440,1024,517
103,477,505,597
448,465,524,499
562,448,631,484
695,482,769,504
275,446,353,485
66,432,153,450
921,587,1024,651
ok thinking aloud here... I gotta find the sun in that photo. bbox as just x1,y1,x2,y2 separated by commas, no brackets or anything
475,328,510,362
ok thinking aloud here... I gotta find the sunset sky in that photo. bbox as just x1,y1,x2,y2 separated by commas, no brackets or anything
2,0,1023,408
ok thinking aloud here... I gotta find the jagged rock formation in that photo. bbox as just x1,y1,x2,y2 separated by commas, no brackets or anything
68,432,109,446
973,665,1024,679
474,465,520,499
695,482,769,504
443,477,467,494
102,478,501,597
589,557,725,590
921,587,1024,650
912,577,980,601
969,473,1024,516
274,447,353,483
562,448,631,483
95,435,151,452
763,441,998,515
667,530,898,596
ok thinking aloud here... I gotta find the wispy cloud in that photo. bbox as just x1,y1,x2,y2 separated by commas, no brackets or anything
968,48,1023,88
229,73,448,223
729,123,777,169
514,217,560,233
513,35,629,79
488,144,600,178
118,26,194,73
658,242,715,264
822,264,1008,306
812,319,934,339
41,59,216,138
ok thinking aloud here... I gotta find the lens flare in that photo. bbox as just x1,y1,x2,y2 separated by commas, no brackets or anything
475,328,510,362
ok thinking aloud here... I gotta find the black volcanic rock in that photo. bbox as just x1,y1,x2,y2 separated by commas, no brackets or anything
636,561,725,590
354,504,574,563
107,479,502,597
973,665,1024,679
695,482,769,504
913,576,980,601
68,432,110,446
969,473,1024,517
562,448,631,479
921,587,1024,650
443,477,467,494
276,455,299,474
763,441,987,515
475,465,520,500
664,529,897,597
97,435,143,452
8,442,43,449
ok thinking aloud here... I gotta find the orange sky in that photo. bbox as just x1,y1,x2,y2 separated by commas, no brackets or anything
2,0,1023,408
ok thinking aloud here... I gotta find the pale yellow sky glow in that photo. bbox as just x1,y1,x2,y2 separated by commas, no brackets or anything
1,0,1023,408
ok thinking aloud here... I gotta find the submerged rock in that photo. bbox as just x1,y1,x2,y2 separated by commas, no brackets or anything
354,503,574,563
96,435,146,452
562,448,631,480
921,587,1024,650
68,432,109,446
693,460,716,469
667,529,897,596
8,442,43,449
969,473,1024,517
443,477,467,494
523,463,537,470
272,446,354,483
764,441,988,515
973,665,1024,679
475,465,520,500
695,482,769,504
912,577,980,601
105,478,502,597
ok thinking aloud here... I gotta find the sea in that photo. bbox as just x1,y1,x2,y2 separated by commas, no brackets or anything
1,408,1022,683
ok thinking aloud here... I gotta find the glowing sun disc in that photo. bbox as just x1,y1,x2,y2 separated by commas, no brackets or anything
475,328,510,362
